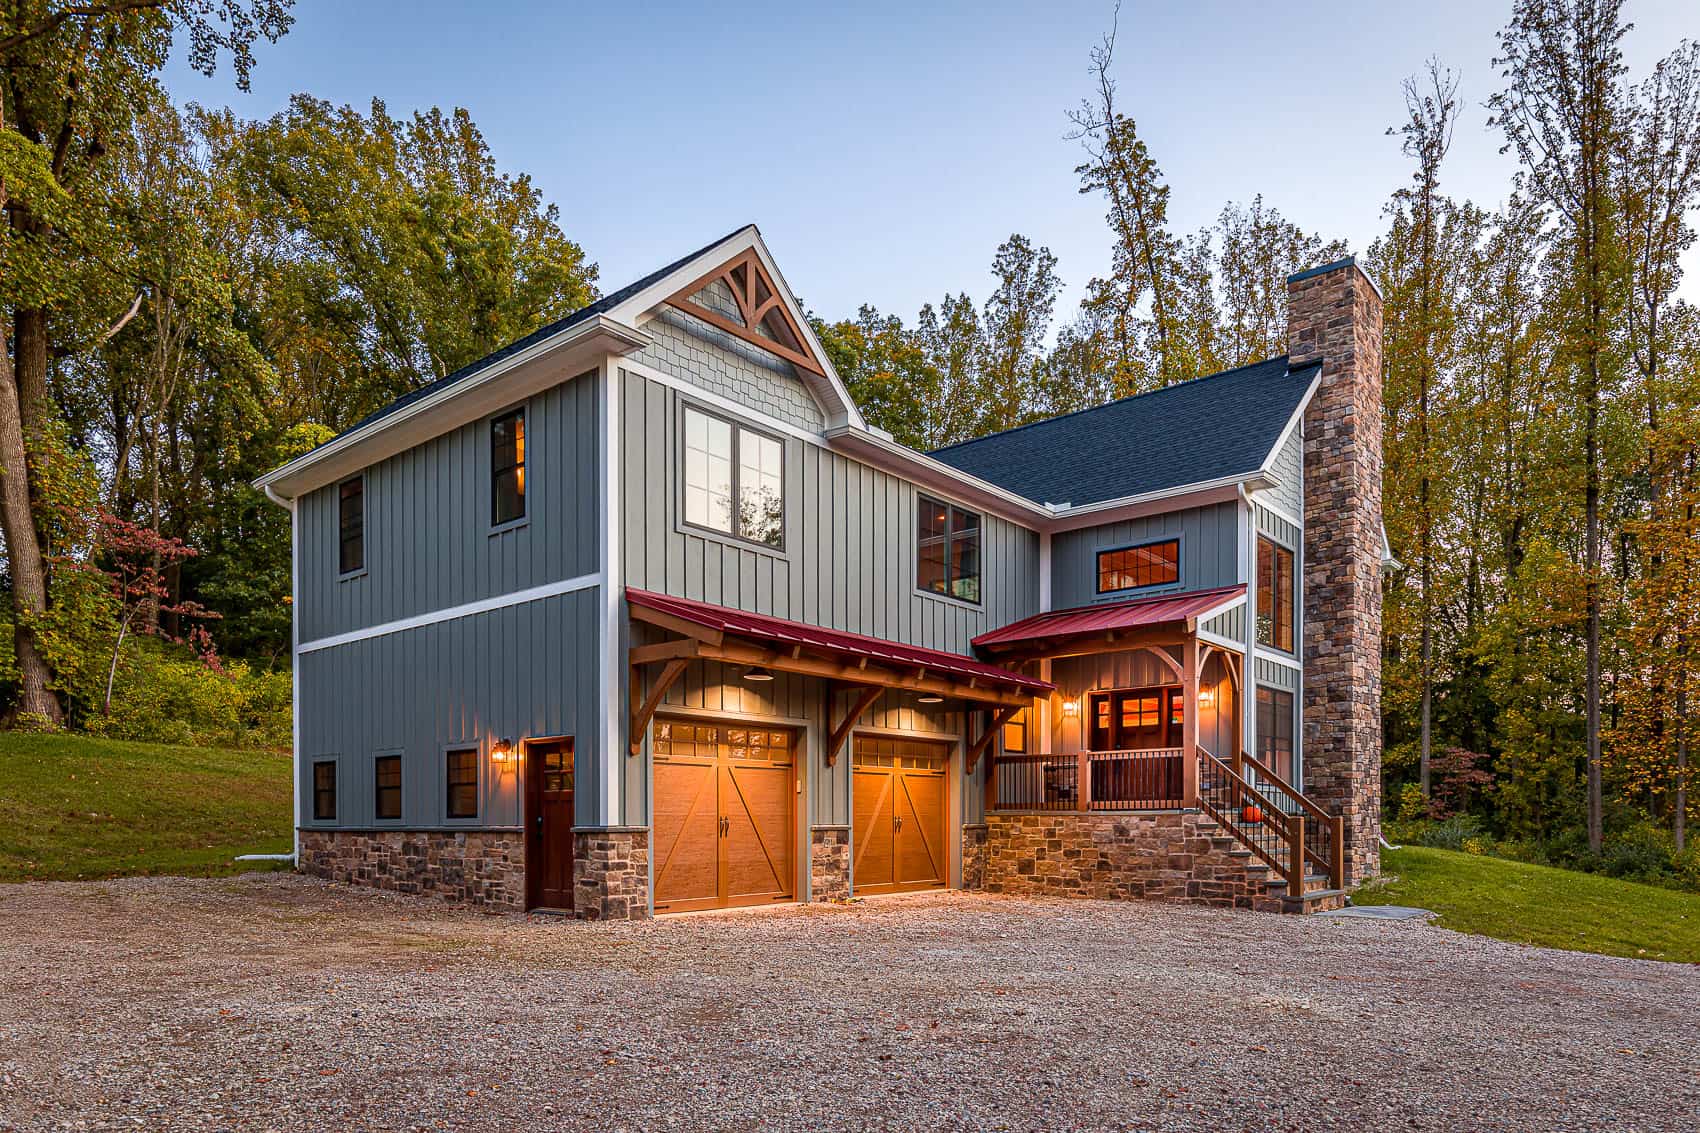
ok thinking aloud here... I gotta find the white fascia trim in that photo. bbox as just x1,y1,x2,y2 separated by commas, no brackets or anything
1044,477,1256,530
297,572,602,655
1255,370,1322,481
597,361,623,827
618,358,828,445
255,315,649,498
610,225,868,433
1253,647,1303,671
1197,628,1243,654
824,425,1052,526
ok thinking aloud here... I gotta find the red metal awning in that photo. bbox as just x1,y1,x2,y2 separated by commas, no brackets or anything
971,584,1247,652
626,589,1054,695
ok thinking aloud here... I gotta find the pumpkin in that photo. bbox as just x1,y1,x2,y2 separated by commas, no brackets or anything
1241,804,1264,824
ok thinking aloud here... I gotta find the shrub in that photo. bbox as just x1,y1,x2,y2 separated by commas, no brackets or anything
1416,814,1484,851
1598,821,1676,885
84,641,289,750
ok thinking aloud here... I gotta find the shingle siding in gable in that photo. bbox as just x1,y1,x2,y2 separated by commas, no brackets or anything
1259,425,1304,520
634,305,825,431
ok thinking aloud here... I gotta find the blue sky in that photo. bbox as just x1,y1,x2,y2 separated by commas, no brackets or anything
164,0,1699,322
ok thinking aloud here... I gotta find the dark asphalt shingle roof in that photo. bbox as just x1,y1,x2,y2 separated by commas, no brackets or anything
927,356,1318,507
333,225,751,440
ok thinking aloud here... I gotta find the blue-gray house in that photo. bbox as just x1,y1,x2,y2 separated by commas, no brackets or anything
257,226,1390,918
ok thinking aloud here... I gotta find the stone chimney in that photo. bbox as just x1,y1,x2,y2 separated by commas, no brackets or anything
1286,257,1383,884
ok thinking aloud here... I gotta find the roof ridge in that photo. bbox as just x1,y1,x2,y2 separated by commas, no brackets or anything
928,354,1305,456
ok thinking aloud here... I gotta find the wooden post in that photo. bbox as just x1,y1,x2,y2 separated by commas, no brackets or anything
1077,750,1090,812
1288,813,1307,895
1182,636,1200,807
1330,813,1346,891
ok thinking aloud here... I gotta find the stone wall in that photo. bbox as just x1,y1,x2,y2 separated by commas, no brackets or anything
982,813,1283,912
1287,258,1385,884
960,823,989,891
297,829,524,910
808,825,850,901
572,827,651,921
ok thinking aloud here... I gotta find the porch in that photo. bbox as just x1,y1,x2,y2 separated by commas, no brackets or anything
971,585,1345,897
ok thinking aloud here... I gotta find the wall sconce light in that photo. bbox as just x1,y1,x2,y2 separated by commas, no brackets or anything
742,666,775,683
1199,686,1216,710
1061,697,1080,719
917,692,944,705
491,738,516,766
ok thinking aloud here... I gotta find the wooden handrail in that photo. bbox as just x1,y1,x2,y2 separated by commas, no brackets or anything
1198,749,1288,828
1240,750,1332,827
1239,750,1344,891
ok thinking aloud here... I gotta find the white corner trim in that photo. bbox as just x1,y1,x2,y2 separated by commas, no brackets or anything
296,572,603,655
1038,531,1053,613
597,360,623,827
286,492,300,854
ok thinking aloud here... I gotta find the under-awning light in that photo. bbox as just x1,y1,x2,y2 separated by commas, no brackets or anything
917,692,944,705
743,666,775,682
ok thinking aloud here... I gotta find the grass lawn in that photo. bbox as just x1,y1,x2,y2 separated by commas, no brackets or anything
1355,845,1700,964
0,732,291,883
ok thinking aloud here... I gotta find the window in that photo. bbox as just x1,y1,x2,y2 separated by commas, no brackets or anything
337,476,364,575
682,406,783,548
1003,707,1028,753
446,748,479,819
1097,538,1179,593
1257,687,1296,781
917,495,980,603
491,408,526,526
1257,536,1295,653
1088,687,1183,751
374,754,402,820
312,760,337,821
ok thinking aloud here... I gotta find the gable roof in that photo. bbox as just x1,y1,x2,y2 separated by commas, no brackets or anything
333,226,750,442
926,356,1320,508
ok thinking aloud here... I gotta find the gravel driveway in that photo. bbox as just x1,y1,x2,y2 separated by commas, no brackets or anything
0,874,1693,1132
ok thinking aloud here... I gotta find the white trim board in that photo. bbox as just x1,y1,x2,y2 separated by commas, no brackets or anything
617,357,829,446
1253,647,1303,671
297,572,603,655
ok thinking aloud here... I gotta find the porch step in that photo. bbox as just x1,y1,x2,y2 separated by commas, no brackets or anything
1281,887,1347,915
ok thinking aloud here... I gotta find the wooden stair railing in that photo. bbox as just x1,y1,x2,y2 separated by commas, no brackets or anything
1238,750,1345,892
1195,748,1344,895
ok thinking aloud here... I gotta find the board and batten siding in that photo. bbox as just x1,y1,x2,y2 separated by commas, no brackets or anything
296,371,602,644
620,368,1041,655
1050,501,1240,610
298,587,603,830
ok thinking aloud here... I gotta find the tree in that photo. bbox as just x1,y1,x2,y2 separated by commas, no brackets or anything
0,0,291,723
977,234,1060,435
1490,0,1631,852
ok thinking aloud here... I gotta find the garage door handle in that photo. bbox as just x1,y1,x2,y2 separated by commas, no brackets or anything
894,816,902,832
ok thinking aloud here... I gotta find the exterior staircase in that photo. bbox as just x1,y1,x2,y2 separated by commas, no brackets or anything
1194,748,1348,914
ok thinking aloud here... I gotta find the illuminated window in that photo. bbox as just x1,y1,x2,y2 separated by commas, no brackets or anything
1257,537,1295,653
1097,539,1179,593
1003,707,1028,753
917,495,981,604
492,408,526,526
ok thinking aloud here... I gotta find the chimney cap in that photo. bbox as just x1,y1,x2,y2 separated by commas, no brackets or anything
1286,255,1384,300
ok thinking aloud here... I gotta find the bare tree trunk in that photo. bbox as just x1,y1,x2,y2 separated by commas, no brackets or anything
0,104,63,725
1677,675,1688,853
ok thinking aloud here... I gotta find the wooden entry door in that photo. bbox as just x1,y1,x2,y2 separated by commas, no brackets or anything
852,736,950,895
652,719,796,913
525,737,575,911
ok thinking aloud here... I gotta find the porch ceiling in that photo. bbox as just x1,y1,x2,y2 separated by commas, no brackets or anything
971,584,1247,663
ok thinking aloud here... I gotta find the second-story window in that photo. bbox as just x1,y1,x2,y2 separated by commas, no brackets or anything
491,408,526,526
1257,535,1295,653
682,405,784,548
338,476,364,575
917,495,980,604
1097,538,1179,594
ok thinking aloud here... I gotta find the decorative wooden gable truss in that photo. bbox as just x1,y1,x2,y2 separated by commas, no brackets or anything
664,249,826,376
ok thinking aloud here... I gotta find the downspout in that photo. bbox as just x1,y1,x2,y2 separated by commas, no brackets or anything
261,482,301,866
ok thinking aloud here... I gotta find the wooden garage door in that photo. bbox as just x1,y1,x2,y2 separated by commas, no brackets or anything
852,736,949,895
652,719,796,913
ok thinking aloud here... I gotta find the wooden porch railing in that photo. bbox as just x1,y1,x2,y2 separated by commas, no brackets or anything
989,748,1185,812
1196,748,1344,894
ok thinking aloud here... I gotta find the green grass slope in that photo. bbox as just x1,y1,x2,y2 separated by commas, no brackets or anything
1355,845,1700,964
0,732,292,882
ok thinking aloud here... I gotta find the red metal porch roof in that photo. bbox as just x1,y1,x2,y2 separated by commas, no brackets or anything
971,584,1247,651
626,589,1054,694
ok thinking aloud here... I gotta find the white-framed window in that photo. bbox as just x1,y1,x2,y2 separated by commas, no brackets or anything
682,405,784,548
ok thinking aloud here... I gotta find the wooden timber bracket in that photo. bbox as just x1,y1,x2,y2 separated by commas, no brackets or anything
628,657,689,756
965,705,1022,774
825,684,884,767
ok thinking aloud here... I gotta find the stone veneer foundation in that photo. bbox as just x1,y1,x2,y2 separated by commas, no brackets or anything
808,825,850,901
982,813,1285,912
297,829,525,910
960,823,989,891
572,827,650,920
1288,258,1385,885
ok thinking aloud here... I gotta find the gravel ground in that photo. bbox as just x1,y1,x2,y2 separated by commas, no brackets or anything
0,874,1694,1132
